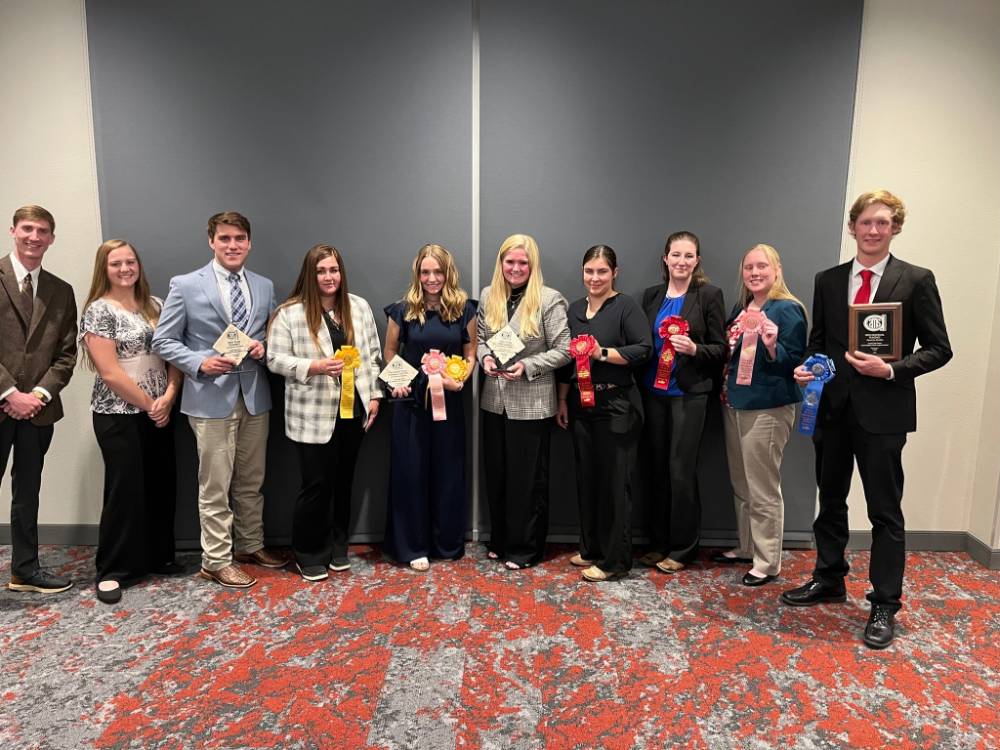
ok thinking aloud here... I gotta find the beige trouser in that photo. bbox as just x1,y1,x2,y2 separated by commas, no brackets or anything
722,404,795,576
188,396,269,571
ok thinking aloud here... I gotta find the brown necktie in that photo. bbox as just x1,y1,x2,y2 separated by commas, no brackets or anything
21,272,34,319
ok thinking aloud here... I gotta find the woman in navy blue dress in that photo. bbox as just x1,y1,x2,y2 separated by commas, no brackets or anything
383,244,477,571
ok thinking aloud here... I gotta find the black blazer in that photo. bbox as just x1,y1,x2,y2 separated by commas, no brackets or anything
640,282,726,394
806,254,952,434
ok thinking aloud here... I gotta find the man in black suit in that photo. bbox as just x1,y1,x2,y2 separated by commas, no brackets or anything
780,189,952,649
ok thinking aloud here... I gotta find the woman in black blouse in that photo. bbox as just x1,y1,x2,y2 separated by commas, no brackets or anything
556,245,652,581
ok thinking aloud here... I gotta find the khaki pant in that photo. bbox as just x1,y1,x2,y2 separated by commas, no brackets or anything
189,396,269,571
722,404,795,576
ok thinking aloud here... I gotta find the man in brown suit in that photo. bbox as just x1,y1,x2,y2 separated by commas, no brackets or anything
1,205,78,593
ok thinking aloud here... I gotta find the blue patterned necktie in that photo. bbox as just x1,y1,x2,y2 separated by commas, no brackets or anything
228,272,250,331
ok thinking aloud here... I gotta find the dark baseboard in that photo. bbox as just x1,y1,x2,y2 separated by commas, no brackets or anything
2,525,996,570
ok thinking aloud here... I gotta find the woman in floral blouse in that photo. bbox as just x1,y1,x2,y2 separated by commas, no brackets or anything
80,239,182,604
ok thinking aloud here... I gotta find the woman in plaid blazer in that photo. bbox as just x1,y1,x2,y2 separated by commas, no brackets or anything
266,245,383,581
478,234,571,570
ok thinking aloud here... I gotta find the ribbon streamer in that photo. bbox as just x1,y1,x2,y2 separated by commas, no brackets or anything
569,334,598,408
421,349,448,421
334,345,361,419
654,315,689,391
735,308,765,386
797,354,836,436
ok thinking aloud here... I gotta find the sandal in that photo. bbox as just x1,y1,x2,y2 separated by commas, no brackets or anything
409,557,430,572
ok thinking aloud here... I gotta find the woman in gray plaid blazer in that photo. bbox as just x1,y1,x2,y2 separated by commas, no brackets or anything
478,234,571,569
266,245,383,581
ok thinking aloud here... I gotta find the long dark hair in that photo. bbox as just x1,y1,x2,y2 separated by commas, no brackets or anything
272,244,354,350
582,244,618,272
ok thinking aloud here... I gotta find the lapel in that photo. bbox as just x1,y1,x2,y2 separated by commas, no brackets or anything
198,263,229,324
644,284,667,323
316,306,335,358
873,254,902,302
27,269,55,339
831,260,852,332
0,255,31,329
678,285,697,321
245,268,270,329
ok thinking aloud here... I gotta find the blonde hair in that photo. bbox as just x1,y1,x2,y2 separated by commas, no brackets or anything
270,244,354,352
735,244,806,311
482,234,543,338
81,239,160,371
848,189,905,234
403,244,468,324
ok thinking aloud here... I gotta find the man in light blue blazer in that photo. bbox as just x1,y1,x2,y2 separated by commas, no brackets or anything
152,211,284,588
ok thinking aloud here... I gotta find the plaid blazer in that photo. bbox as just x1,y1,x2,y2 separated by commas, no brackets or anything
477,285,571,420
267,294,383,444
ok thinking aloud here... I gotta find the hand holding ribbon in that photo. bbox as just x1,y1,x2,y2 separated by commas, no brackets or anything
654,315,688,391
421,349,448,421
735,308,767,386
334,345,361,419
569,334,598,408
797,354,836,436
443,355,469,391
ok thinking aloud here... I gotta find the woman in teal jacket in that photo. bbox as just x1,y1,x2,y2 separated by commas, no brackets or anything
718,244,806,586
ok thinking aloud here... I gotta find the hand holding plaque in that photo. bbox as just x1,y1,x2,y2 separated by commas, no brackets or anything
485,325,526,373
849,303,902,361
213,324,253,366
379,355,419,398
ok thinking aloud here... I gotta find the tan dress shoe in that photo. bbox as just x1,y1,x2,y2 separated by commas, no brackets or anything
581,565,624,582
235,548,288,569
569,553,594,568
655,557,685,574
200,564,257,588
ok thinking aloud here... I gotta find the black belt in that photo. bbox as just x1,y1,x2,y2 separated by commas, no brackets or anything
574,382,620,392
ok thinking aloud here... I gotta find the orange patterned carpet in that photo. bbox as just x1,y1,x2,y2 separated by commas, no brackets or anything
1,544,997,749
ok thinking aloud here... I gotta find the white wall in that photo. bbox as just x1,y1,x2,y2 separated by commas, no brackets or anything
2,0,999,554
0,0,104,526
843,0,1000,545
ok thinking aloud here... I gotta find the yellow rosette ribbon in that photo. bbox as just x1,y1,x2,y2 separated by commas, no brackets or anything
334,345,361,419
444,355,469,383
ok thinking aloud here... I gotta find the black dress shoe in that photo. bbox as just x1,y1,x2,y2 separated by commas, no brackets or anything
863,605,896,649
780,578,847,606
742,572,776,587
96,580,122,604
8,572,73,594
712,552,753,565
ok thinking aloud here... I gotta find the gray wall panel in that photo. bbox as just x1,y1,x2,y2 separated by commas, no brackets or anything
87,0,473,543
479,0,863,537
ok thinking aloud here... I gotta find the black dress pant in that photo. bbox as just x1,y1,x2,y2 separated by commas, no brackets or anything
1,417,54,579
482,410,551,566
641,392,707,563
570,391,641,576
292,418,364,567
93,412,176,585
813,406,907,610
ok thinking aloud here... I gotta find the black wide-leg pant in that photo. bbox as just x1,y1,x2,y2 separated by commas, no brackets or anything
92,412,176,585
482,410,552,567
292,418,364,567
641,392,707,563
570,391,641,576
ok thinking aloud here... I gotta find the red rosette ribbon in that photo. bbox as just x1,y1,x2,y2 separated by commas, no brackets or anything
421,349,448,421
736,308,765,386
654,315,689,391
569,334,598,408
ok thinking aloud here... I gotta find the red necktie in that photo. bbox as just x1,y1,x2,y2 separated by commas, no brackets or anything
853,269,873,305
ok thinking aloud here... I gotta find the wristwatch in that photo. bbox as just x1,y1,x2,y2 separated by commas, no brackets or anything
599,348,609,362
31,389,49,404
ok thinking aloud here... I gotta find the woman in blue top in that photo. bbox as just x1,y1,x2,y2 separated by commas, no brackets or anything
383,244,477,571
719,244,806,586
637,231,726,574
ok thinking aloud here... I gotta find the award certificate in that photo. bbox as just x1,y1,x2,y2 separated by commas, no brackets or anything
213,324,252,365
486,325,525,370
379,356,419,390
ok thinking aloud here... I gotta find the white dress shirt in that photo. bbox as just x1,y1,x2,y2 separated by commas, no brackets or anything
212,260,252,322
848,254,890,304
2,253,49,401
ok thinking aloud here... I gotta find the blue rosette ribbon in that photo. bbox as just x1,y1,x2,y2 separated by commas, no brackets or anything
797,354,836,436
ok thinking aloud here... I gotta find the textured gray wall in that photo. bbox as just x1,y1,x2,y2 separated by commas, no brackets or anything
87,0,862,545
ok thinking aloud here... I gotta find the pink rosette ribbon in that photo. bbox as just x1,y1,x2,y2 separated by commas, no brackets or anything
736,308,765,386
421,349,448,421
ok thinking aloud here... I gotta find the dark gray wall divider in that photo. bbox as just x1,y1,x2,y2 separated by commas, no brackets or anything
87,0,862,547
479,0,862,541
86,0,474,545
